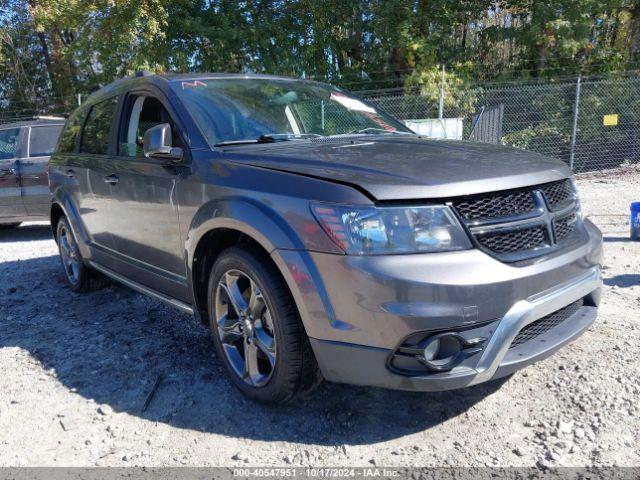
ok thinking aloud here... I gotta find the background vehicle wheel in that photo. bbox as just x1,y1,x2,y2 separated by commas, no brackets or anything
207,246,322,404
0,222,21,229
56,217,92,292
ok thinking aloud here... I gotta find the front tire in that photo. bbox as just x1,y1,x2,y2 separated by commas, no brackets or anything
56,217,92,292
207,246,321,403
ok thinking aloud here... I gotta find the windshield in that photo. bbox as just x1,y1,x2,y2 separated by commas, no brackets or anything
172,78,412,146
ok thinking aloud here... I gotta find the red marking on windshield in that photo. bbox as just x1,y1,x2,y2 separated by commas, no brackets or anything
361,111,396,131
181,80,207,89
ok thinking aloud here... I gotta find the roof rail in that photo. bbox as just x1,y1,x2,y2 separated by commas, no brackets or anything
35,115,66,121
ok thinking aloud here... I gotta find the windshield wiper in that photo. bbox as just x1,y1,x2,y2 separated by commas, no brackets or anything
346,127,413,135
260,133,322,141
214,133,322,147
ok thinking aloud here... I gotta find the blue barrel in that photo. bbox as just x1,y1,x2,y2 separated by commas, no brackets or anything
632,202,640,241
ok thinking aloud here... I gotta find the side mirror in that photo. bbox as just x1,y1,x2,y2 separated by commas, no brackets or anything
143,123,183,162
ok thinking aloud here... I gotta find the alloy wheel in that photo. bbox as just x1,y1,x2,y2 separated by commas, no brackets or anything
214,269,277,387
59,224,80,285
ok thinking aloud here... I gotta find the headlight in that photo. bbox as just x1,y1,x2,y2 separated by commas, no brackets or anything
311,204,472,255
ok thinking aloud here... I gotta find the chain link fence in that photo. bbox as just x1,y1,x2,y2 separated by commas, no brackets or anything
2,72,640,178
362,71,640,177
0,95,78,125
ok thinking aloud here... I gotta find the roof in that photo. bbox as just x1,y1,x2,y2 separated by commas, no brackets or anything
161,72,305,82
85,72,328,104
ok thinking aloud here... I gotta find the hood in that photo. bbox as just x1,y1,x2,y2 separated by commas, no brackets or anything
222,135,571,201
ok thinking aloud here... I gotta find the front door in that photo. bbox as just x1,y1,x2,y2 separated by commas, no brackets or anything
98,92,187,300
0,127,27,220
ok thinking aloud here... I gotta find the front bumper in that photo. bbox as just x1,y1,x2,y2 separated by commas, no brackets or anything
274,219,603,392
309,267,599,391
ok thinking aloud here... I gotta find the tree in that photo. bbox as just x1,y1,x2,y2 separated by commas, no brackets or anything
2,0,640,119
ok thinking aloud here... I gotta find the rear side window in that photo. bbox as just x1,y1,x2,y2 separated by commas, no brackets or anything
29,125,63,157
80,97,118,155
57,109,85,154
0,128,21,160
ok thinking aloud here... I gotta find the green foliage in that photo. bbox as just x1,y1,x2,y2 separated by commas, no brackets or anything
502,124,571,158
405,65,479,117
3,0,640,117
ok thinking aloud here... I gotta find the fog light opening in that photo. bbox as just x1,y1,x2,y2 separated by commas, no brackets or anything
417,332,486,373
423,338,441,361
422,335,463,368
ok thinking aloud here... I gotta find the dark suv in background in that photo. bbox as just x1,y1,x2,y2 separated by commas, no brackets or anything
48,73,603,403
0,117,64,228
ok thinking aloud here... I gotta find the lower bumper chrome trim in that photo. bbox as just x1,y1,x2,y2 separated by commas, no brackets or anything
469,266,601,385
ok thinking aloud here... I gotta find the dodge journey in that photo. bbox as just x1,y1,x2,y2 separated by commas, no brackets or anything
49,73,603,403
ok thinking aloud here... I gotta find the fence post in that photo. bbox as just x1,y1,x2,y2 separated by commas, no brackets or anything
438,65,445,120
569,74,581,171
77,93,82,106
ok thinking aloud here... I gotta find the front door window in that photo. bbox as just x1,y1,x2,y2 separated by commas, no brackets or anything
120,96,180,157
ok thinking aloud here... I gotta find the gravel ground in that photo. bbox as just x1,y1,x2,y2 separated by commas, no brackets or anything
0,174,638,468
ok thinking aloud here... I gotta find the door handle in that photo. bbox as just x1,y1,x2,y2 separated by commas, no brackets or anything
0,168,15,178
103,174,119,185
66,169,75,178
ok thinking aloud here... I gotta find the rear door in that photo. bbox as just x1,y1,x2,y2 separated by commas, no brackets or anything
21,124,63,216
0,126,28,219
76,96,121,253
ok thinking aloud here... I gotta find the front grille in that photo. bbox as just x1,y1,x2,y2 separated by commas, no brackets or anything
540,179,574,210
476,226,547,253
451,179,582,262
454,190,536,221
553,213,578,242
510,299,584,349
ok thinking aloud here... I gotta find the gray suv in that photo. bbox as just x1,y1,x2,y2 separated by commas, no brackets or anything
49,73,603,403
0,118,64,228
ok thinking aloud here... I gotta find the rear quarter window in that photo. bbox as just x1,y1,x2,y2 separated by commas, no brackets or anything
29,125,63,157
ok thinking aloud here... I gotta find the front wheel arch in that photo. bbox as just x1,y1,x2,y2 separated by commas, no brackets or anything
191,227,272,323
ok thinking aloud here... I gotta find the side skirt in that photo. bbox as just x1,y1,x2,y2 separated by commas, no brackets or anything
88,261,195,315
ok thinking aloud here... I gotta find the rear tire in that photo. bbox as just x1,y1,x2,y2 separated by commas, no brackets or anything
56,216,92,293
207,246,322,404
0,222,21,229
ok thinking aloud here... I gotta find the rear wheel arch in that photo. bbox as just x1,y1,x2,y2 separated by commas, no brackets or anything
50,203,65,242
